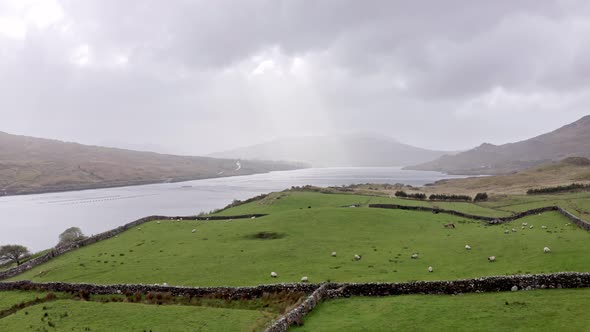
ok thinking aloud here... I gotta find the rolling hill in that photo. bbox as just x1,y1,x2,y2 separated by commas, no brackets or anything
406,115,590,175
209,134,451,167
422,157,590,195
0,131,303,195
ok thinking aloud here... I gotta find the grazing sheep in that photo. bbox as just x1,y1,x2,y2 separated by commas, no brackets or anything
465,245,471,250
179,217,183,220
504,230,510,234
301,276,309,282
511,285,518,292
488,256,496,262
529,225,534,229
331,251,337,257
565,223,570,226
163,282,168,287
251,216,256,219
354,254,362,261
411,253,419,259
191,229,196,233
512,228,516,232
428,266,433,273
544,247,551,253
270,271,278,278
521,226,525,230
522,222,528,226
541,225,547,229
157,221,161,224
138,227,141,231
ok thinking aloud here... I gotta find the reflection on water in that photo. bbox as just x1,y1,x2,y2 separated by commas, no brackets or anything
0,167,465,251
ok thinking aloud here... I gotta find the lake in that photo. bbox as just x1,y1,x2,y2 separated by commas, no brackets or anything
0,167,466,251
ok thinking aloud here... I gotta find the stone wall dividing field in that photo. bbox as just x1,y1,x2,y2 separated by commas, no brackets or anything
2,273,590,331
557,208,590,231
264,283,330,332
0,213,267,281
328,272,590,298
0,280,318,300
368,204,582,226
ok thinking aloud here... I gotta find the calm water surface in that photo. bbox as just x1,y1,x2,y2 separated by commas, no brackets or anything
0,167,466,251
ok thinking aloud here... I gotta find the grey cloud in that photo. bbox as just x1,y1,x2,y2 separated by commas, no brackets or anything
0,0,589,154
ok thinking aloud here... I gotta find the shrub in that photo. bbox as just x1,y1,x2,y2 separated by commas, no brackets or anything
474,192,489,202
394,191,408,198
527,183,590,195
429,194,472,202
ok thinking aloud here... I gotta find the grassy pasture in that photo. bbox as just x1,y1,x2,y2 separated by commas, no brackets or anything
292,288,590,331
0,299,271,332
9,192,590,286
0,291,48,312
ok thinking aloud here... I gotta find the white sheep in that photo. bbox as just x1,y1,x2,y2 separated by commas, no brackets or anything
488,256,496,262
512,228,516,232
411,253,419,259
522,222,528,226
251,216,256,219
544,247,551,253
529,225,534,229
541,225,547,229
191,229,196,233
428,266,433,273
157,221,161,224
465,245,471,250
270,271,278,278
138,227,141,231
331,251,337,257
354,254,362,261
511,285,518,292
301,276,309,282
521,226,525,230
162,282,168,287
504,229,510,234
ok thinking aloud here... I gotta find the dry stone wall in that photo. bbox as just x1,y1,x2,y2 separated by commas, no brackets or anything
2,273,589,331
557,208,590,231
368,204,590,227
0,280,317,300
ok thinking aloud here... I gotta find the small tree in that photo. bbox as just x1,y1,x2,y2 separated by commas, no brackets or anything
0,245,30,266
58,227,87,246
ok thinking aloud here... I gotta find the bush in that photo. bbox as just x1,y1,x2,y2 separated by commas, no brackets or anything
474,192,488,202
429,194,472,202
395,191,426,200
527,183,590,195
394,191,408,198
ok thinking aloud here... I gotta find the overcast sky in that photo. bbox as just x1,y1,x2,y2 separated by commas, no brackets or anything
1,0,589,155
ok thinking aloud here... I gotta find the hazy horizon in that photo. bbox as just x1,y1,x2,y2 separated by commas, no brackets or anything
2,1,590,155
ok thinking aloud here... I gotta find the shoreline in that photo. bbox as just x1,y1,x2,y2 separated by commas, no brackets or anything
0,168,306,198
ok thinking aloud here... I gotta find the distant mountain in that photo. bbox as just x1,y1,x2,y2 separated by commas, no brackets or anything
406,115,590,175
0,131,303,195
209,134,451,167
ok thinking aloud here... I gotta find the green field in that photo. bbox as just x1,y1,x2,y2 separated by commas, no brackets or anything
0,291,48,311
0,300,270,332
9,192,590,286
2,190,589,330
292,288,590,331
